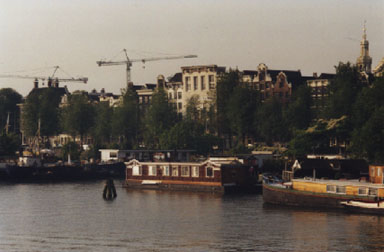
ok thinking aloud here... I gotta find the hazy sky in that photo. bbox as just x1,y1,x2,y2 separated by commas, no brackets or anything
1,0,383,96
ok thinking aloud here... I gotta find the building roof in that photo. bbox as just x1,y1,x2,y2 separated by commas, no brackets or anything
243,68,304,88
27,86,68,98
168,72,182,82
318,73,336,79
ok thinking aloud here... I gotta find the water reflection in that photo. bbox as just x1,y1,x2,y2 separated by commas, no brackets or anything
0,182,383,251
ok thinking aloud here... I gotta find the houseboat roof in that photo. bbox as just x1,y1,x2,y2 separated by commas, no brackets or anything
293,178,384,188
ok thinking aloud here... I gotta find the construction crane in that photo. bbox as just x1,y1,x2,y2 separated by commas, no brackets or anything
97,49,197,88
0,66,88,88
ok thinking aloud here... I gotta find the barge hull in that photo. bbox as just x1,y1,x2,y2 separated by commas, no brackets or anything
263,184,373,209
125,179,225,193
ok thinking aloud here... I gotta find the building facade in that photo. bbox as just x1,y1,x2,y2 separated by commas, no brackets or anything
180,65,225,114
306,73,335,116
242,63,303,104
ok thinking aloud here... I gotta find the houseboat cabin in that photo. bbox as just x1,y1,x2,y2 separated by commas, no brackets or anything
124,157,257,193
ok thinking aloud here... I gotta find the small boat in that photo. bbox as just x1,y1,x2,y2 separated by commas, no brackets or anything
341,200,384,215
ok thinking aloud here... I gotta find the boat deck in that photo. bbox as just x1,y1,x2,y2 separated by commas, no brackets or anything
292,178,384,188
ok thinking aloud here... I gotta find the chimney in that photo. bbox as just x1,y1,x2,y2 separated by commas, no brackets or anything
53,78,59,88
101,88,105,94
313,72,318,78
47,77,52,87
34,79,39,89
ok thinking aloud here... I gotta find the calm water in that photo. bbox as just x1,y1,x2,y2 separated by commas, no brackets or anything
0,181,383,252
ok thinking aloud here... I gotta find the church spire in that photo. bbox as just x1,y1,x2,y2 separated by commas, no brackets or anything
356,20,372,73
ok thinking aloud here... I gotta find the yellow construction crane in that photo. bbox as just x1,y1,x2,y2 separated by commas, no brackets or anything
0,66,88,87
97,49,197,88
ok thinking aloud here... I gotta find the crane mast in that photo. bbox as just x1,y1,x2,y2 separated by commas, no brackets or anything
97,49,197,89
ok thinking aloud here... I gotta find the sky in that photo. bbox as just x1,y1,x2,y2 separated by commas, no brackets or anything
0,0,383,96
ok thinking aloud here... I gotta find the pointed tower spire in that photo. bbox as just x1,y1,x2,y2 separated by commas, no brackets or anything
356,20,372,73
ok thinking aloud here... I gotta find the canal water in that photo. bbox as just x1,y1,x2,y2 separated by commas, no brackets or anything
0,181,383,252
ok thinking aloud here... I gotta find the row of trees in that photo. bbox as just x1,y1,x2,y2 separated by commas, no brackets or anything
1,61,383,163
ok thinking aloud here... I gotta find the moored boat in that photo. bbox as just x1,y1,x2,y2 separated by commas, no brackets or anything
263,163,384,210
341,200,384,215
124,157,260,193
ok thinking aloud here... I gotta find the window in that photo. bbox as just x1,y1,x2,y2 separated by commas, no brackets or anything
132,165,142,176
369,188,378,196
279,92,283,98
371,167,376,177
279,81,284,88
377,168,382,177
110,152,117,158
201,76,206,90
192,166,199,177
208,75,215,89
193,76,198,90
178,102,182,110
169,93,172,99
336,186,346,194
172,166,178,176
265,83,269,88
162,166,170,176
326,185,336,193
260,84,264,90
206,167,214,178
178,92,182,99
181,166,190,177
185,77,190,91
162,166,169,176
148,166,157,176
285,92,289,98
358,187,368,195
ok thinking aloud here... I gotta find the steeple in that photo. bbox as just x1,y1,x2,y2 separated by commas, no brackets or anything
356,21,372,73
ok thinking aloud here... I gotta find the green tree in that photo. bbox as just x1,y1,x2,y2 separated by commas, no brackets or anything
91,101,113,146
111,87,139,149
215,70,241,137
61,93,95,145
350,77,384,162
284,85,312,131
256,97,288,144
0,88,22,134
325,62,364,119
227,83,260,145
0,132,20,156
22,88,62,137
143,87,177,149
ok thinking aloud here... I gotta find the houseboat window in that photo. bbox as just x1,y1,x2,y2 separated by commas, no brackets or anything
369,188,378,196
326,185,336,193
110,152,117,158
371,167,375,177
336,186,346,194
206,167,214,178
172,166,178,176
181,166,190,177
358,187,368,195
132,165,142,176
192,166,199,177
162,166,170,176
148,166,157,176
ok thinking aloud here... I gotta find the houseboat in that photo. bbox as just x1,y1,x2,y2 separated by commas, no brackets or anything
124,157,259,193
263,163,384,209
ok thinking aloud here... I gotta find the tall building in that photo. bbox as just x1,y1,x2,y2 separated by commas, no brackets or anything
180,65,225,114
306,72,335,117
356,23,372,74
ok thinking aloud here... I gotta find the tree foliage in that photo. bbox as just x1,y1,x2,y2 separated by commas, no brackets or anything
0,88,22,133
112,88,139,149
22,88,62,137
143,87,178,149
61,93,95,143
